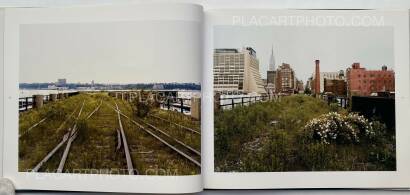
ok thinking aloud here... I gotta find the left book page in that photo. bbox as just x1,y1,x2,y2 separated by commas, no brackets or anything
2,3,203,193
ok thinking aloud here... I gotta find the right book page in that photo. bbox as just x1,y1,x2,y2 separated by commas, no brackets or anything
202,9,410,189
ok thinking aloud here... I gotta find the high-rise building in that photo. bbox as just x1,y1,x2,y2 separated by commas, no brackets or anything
275,63,296,94
152,84,164,90
268,45,276,71
267,70,276,84
214,47,266,94
346,63,395,96
266,70,277,95
296,80,304,93
266,46,277,95
306,77,313,92
57,78,67,86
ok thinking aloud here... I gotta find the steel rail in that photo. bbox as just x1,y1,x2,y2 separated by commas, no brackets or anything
107,104,200,167
86,100,102,119
148,114,200,135
114,102,136,175
136,118,200,156
30,103,82,172
31,133,70,172
57,100,85,173
56,99,104,173
19,117,47,138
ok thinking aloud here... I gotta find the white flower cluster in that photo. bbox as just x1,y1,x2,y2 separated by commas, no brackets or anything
304,112,375,144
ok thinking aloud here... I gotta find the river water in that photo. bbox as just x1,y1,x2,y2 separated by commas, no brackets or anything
19,89,201,99
19,89,78,98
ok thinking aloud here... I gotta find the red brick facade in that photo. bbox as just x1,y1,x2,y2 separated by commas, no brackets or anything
275,63,296,94
324,79,347,96
346,63,394,96
314,60,320,96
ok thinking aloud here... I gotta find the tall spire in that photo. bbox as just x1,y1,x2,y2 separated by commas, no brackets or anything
269,45,275,71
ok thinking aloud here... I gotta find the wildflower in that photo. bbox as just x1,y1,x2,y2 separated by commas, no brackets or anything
304,111,376,144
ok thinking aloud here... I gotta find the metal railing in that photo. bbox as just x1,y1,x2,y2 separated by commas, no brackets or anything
218,95,268,109
19,96,53,111
321,95,349,109
19,97,34,111
109,91,196,115
19,92,79,112
159,97,191,114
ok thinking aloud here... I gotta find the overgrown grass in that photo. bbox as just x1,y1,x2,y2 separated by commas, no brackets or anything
151,109,200,131
121,99,200,175
214,94,396,172
19,93,93,171
19,92,200,175
143,109,200,152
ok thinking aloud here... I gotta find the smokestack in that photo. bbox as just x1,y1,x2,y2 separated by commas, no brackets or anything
315,60,320,96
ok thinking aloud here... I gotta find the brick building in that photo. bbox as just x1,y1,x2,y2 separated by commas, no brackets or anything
324,79,347,96
276,63,297,94
346,63,394,97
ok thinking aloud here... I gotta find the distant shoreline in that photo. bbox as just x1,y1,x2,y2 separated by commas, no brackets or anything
19,89,201,98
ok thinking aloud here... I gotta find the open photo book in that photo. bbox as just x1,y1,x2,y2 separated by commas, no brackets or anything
0,3,409,193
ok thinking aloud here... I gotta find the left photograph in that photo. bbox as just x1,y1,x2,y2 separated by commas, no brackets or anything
18,21,201,175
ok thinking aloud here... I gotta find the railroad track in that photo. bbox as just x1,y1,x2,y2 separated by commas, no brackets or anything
135,118,200,156
148,114,200,135
20,99,85,138
30,98,200,174
19,117,48,138
31,102,83,172
114,102,137,175
109,103,201,167
56,100,86,173
32,100,103,172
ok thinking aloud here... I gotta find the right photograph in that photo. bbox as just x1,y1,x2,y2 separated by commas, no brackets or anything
213,25,396,172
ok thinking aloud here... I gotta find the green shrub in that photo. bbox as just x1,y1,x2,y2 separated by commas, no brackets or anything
45,105,66,120
75,119,89,143
214,95,396,172
132,100,151,117
329,103,340,112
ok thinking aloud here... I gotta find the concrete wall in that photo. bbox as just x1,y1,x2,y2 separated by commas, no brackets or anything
191,97,201,120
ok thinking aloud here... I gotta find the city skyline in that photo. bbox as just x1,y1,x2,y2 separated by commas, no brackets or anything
19,79,201,85
19,21,201,84
214,25,394,83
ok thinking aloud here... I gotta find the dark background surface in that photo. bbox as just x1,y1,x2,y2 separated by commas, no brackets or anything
3,0,410,195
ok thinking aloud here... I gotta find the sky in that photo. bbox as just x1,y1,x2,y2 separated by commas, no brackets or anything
19,20,201,84
214,26,394,83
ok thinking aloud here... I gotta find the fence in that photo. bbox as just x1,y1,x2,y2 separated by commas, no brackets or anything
217,95,269,110
19,92,79,112
19,97,34,111
322,95,349,109
108,91,201,120
159,97,191,114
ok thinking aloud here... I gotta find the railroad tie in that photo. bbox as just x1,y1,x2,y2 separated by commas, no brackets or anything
116,129,122,151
